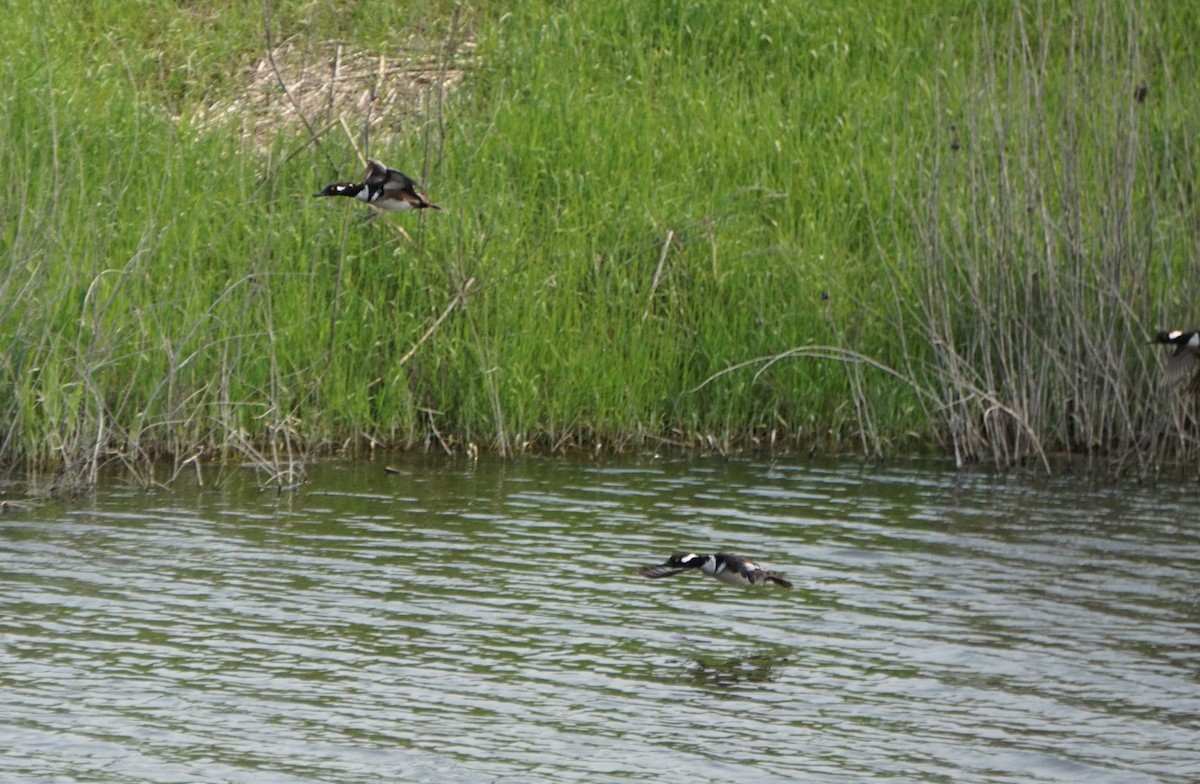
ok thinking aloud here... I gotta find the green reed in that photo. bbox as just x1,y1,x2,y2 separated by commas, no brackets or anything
2,0,1199,487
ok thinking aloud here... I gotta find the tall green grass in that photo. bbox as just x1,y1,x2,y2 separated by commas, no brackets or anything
2,0,1200,486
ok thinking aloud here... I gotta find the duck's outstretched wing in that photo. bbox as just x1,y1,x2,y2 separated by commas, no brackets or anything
361,159,390,184
1164,350,1200,388
637,565,687,579
363,160,419,194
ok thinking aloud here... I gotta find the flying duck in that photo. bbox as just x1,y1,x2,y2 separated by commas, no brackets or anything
314,159,440,212
638,552,793,589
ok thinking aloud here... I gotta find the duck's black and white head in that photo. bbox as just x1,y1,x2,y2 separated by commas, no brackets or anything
313,182,362,199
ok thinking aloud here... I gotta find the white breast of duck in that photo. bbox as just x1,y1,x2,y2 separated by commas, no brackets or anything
706,553,777,586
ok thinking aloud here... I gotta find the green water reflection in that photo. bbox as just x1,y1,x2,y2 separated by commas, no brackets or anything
1,455,1197,783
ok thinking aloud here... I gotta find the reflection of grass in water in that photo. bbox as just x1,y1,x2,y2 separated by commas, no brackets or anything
617,638,792,691
4,1,1200,484
685,651,790,689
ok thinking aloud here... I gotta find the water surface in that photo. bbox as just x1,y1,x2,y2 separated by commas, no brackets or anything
2,456,1198,783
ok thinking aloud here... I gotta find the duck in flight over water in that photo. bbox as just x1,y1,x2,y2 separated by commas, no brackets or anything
638,552,793,589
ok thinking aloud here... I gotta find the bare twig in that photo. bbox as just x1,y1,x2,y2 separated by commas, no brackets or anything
398,277,475,368
642,229,673,321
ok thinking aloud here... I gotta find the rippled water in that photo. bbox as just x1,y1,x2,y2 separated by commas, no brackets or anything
2,456,1198,783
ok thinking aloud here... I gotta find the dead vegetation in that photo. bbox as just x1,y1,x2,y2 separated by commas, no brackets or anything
194,36,475,150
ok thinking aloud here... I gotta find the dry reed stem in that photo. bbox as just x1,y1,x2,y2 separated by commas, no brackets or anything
194,39,474,150
398,277,475,369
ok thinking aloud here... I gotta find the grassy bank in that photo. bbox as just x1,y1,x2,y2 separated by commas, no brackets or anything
3,0,1200,487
